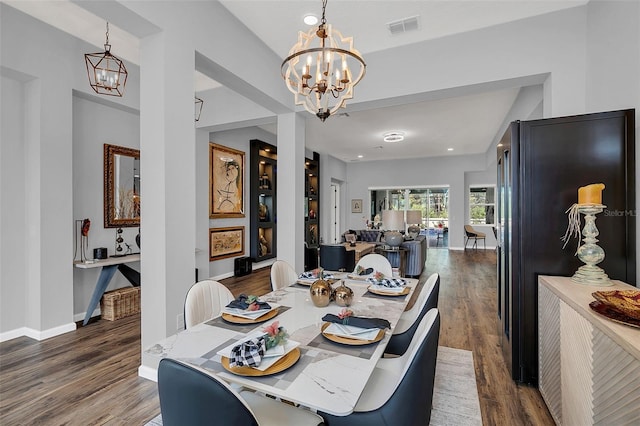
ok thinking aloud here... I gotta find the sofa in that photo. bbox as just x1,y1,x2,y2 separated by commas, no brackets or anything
384,235,427,277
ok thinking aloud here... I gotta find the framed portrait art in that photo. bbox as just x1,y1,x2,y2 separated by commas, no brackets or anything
209,226,245,260
210,143,245,218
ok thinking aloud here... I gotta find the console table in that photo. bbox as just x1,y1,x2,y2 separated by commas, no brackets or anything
538,275,639,425
75,254,140,326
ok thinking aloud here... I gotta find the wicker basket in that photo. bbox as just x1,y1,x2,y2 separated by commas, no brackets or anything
100,286,141,321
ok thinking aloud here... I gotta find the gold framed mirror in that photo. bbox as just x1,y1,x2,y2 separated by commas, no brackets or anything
104,144,140,228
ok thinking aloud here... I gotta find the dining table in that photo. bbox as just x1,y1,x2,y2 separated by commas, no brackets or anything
144,273,418,416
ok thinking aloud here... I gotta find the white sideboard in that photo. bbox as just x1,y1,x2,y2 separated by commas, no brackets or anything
538,275,640,425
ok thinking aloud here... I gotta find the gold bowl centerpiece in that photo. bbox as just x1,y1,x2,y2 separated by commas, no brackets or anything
310,269,334,307
333,280,354,307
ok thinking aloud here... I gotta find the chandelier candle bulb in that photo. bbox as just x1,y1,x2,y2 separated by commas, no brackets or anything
578,183,605,205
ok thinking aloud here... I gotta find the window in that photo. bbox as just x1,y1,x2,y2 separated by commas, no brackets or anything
469,186,495,225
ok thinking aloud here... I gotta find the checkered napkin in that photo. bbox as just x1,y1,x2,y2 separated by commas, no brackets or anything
226,294,271,310
365,277,407,288
229,336,267,367
298,271,334,279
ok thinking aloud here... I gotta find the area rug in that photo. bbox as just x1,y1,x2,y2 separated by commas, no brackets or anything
146,346,482,425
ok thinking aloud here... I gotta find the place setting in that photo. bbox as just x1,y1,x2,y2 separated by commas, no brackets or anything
346,265,375,281
320,308,390,346
220,294,281,324
295,268,340,287
364,272,410,297
217,321,301,377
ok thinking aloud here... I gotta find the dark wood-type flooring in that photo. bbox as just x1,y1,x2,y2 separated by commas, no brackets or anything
0,249,554,425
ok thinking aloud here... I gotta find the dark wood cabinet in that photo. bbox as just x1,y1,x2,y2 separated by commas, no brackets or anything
250,140,277,262
497,109,636,385
305,152,320,270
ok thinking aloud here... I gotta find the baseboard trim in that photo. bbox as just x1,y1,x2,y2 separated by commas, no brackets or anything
73,308,101,323
0,322,76,342
138,365,158,382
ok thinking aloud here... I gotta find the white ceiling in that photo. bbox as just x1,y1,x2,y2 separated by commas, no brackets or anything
5,0,587,162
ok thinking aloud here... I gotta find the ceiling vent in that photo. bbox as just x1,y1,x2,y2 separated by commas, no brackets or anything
387,16,420,35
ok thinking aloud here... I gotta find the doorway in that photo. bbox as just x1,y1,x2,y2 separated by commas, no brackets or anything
369,186,449,248
329,182,341,243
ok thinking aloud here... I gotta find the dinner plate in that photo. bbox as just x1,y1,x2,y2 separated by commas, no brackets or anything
367,286,410,296
321,322,385,345
221,308,279,324
221,347,301,376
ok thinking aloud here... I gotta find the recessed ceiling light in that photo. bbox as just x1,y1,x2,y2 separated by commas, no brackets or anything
357,155,364,158
303,14,318,25
383,131,405,143
447,148,454,151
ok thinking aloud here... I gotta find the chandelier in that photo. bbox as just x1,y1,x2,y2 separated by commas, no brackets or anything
84,22,128,97
281,0,366,122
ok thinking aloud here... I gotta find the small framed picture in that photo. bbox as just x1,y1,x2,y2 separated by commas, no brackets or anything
351,199,363,213
209,226,245,261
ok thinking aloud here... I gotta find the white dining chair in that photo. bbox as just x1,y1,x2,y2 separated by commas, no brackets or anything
353,253,393,277
184,280,235,329
158,358,324,426
270,260,298,290
385,273,440,356
318,309,440,425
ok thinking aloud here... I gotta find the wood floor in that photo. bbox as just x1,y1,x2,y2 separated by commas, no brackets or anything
0,249,554,425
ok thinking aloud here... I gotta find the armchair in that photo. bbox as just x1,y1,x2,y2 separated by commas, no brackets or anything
319,244,356,272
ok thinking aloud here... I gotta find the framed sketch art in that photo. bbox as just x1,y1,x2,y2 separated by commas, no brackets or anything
351,199,363,213
209,226,245,260
210,143,245,218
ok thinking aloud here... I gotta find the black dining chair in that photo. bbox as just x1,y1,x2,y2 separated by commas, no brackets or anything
318,309,440,426
385,273,439,356
157,358,324,426
319,244,356,272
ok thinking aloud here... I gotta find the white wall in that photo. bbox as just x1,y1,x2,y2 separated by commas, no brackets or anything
0,4,140,338
345,154,486,249
585,0,640,277
0,75,27,333
72,94,140,320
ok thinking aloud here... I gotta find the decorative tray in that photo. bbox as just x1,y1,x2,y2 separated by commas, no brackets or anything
592,290,640,320
589,301,640,328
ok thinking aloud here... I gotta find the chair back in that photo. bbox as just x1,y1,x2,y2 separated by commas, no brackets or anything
270,260,298,290
385,273,440,356
464,225,477,236
380,309,440,425
158,358,258,426
319,244,356,272
354,253,393,277
184,280,235,329
321,309,440,425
